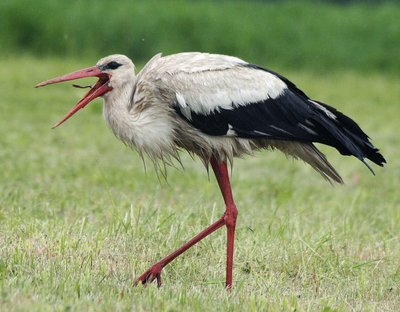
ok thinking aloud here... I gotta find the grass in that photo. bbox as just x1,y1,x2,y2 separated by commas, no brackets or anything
0,55,399,311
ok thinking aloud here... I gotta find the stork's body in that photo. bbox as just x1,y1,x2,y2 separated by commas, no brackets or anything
36,52,385,288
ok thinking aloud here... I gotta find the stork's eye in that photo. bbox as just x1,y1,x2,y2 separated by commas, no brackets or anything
105,61,122,70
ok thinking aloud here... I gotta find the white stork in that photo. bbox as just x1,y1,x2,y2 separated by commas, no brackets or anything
36,52,385,289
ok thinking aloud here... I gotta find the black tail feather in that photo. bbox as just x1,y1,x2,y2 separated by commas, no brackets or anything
315,101,386,169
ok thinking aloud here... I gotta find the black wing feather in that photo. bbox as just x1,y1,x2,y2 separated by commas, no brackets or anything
173,64,386,168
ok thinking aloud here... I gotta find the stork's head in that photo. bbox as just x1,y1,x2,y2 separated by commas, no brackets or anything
36,54,135,128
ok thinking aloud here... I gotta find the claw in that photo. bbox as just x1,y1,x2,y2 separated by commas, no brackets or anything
134,263,164,287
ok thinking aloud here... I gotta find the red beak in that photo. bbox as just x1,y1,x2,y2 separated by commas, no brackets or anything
36,65,112,128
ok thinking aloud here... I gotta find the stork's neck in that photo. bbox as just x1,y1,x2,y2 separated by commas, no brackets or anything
102,75,137,140
103,75,137,110
101,72,178,162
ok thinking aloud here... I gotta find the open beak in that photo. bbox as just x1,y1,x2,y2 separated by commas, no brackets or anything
36,66,112,128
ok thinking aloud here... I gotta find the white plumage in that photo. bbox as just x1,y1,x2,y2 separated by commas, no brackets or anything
93,54,340,181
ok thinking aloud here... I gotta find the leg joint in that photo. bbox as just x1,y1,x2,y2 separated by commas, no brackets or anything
224,204,238,228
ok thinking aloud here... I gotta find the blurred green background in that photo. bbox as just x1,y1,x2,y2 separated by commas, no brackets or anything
1,0,399,73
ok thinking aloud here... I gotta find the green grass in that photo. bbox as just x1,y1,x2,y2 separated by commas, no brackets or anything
1,0,400,73
0,56,399,311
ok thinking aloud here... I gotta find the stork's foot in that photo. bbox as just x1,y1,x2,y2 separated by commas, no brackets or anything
134,263,164,287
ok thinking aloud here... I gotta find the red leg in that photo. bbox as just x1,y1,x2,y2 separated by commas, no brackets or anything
134,157,237,289
134,214,225,287
210,158,238,289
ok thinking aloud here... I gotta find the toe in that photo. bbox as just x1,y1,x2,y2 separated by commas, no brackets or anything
156,274,162,287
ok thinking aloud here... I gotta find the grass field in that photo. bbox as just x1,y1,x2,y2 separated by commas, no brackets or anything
0,56,399,311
